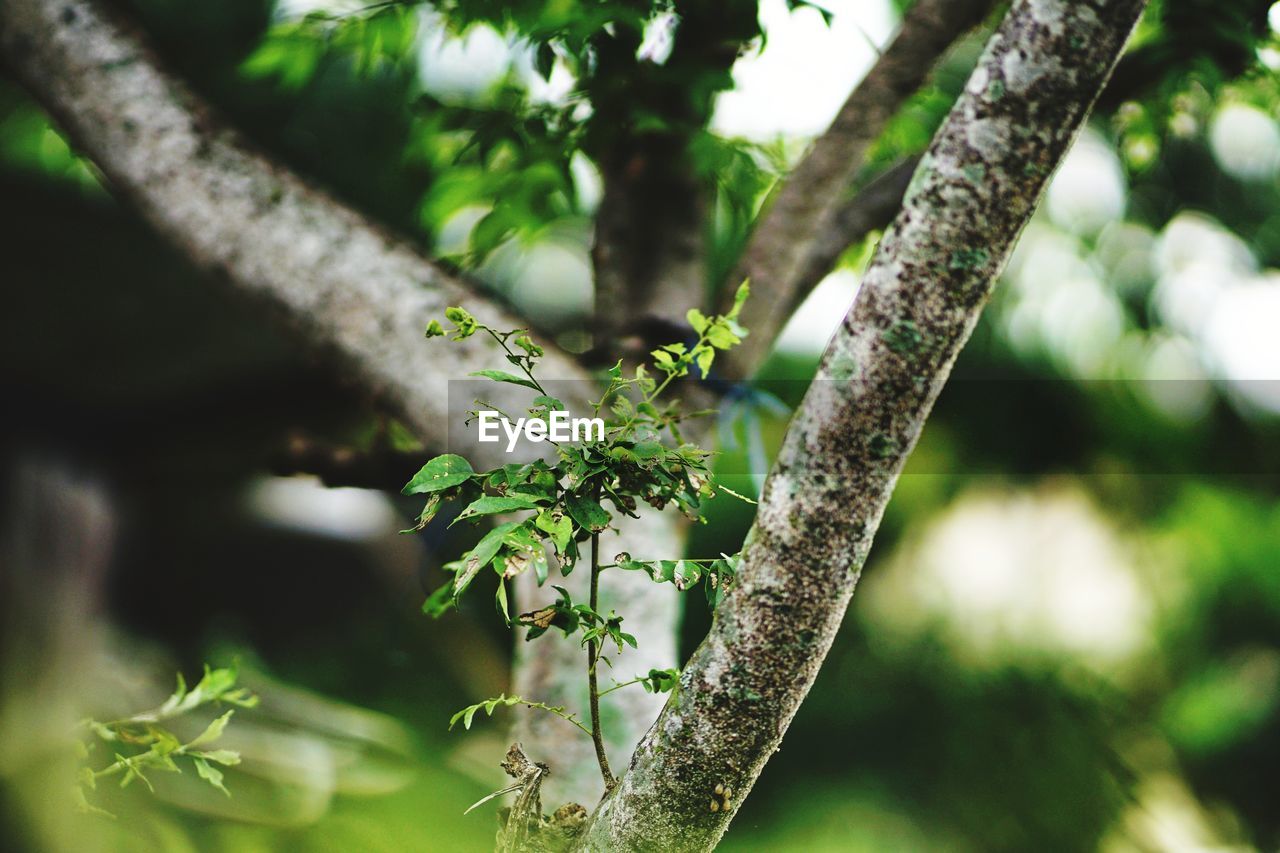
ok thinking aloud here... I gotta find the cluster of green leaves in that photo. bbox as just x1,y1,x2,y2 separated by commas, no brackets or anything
413,86,585,262
693,132,786,292
603,667,680,697
407,283,751,621
518,584,635,653
404,284,751,732
613,553,742,609
241,5,419,89
76,665,258,815
449,693,589,735
426,0,661,77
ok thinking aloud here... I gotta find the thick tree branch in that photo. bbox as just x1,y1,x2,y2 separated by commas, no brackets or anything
0,0,680,787
577,0,1147,848
723,0,993,377
0,0,582,472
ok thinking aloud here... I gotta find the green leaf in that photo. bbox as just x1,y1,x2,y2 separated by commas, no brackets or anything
158,672,187,717
495,580,510,625
706,321,741,350
730,279,750,319
469,369,539,390
686,308,709,334
631,441,664,460
152,729,182,757
616,556,652,573
424,319,445,338
610,394,634,420
193,665,238,701
422,581,455,617
444,306,479,338
400,493,443,534
653,560,678,583
473,207,516,255
515,335,544,357
188,711,233,749
454,522,520,596
502,524,548,584
191,749,241,766
403,454,474,495
564,493,611,533
695,346,715,378
193,757,229,796
644,668,680,693
532,394,563,411
535,508,572,553
452,494,543,525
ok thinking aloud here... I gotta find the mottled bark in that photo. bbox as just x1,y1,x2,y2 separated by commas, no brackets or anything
0,0,680,778
576,0,1147,849
724,0,993,377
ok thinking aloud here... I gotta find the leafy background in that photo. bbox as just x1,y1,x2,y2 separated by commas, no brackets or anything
2,0,1280,849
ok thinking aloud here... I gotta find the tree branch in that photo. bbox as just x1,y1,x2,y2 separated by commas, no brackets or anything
723,0,994,378
0,0,584,472
788,155,919,311
576,0,1147,848
0,0,681,787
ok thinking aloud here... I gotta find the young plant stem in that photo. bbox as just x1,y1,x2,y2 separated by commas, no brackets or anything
598,676,647,698
587,521,616,791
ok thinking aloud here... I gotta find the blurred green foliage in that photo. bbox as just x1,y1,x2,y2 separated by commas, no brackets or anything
3,0,1280,850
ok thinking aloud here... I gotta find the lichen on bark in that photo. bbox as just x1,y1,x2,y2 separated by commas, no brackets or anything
575,1,1148,849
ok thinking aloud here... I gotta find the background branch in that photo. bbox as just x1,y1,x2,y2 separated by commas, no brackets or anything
0,0,579,471
577,0,1148,847
789,154,920,310
723,0,994,377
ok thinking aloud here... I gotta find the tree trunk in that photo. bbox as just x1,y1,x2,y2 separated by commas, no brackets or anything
575,0,1148,848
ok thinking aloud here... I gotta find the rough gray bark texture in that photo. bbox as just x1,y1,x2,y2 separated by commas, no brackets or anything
0,0,576,472
575,0,1147,849
724,0,993,377
0,0,680,780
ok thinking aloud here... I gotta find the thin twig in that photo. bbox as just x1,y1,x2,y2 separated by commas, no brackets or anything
586,504,616,791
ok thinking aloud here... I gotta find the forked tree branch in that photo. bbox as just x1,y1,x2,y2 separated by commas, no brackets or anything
576,0,1148,848
723,0,993,377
